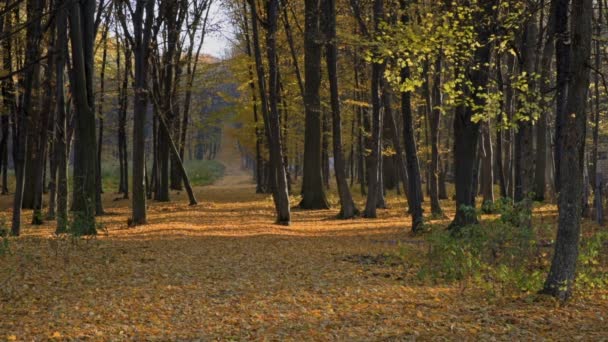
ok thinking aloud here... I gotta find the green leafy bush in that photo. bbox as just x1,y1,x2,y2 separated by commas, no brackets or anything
185,160,226,186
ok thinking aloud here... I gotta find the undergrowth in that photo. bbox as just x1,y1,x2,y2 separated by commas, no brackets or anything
99,159,226,189
399,199,608,297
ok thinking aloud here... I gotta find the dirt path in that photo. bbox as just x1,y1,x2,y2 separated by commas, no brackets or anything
1,131,607,340
211,125,252,188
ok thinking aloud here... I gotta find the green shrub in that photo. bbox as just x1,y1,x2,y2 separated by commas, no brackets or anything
185,160,226,186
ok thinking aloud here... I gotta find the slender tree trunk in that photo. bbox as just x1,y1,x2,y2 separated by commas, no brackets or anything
0,7,15,196
125,0,155,225
323,0,358,218
241,0,265,193
429,55,443,215
495,53,508,198
553,0,571,193
590,0,602,193
480,121,495,205
32,39,54,225
266,0,291,224
363,0,385,219
95,22,110,215
322,108,330,190
533,1,555,201
55,1,68,233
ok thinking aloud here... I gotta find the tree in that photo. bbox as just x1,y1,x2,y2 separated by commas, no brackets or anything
118,0,156,225
542,0,592,301
362,0,385,219
299,0,329,210
322,0,358,219
11,0,44,236
68,0,99,234
449,0,498,230
54,0,69,233
265,0,291,224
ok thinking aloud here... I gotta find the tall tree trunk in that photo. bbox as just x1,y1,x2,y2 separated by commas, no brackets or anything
450,0,497,230
241,0,265,193
553,0,571,193
322,0,358,218
543,0,591,301
534,0,555,201
12,0,43,236
95,22,110,215
429,55,443,215
299,0,329,209
265,0,291,224
55,0,68,233
495,53,508,198
363,0,385,219
590,0,602,193
0,6,16,196
69,0,98,234
32,38,54,225
514,15,538,205
123,0,156,225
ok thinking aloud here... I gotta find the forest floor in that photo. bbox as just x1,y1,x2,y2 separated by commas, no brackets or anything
1,131,608,340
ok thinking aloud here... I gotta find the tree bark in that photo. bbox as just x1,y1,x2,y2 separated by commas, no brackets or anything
55,0,68,233
12,0,43,236
450,0,497,230
543,0,591,301
265,0,291,224
299,0,329,209
322,0,358,218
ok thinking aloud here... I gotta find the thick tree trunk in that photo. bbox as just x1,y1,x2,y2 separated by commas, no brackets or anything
299,0,329,209
514,16,538,204
543,0,591,301
450,0,497,230
69,0,98,235
12,0,43,236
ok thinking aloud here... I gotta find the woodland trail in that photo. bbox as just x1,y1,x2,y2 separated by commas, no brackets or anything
211,125,252,188
1,133,607,340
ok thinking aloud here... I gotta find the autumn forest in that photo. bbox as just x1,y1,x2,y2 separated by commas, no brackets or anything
1,0,608,339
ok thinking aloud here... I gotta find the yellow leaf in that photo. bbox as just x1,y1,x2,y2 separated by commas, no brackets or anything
7,335,17,341
51,331,62,338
